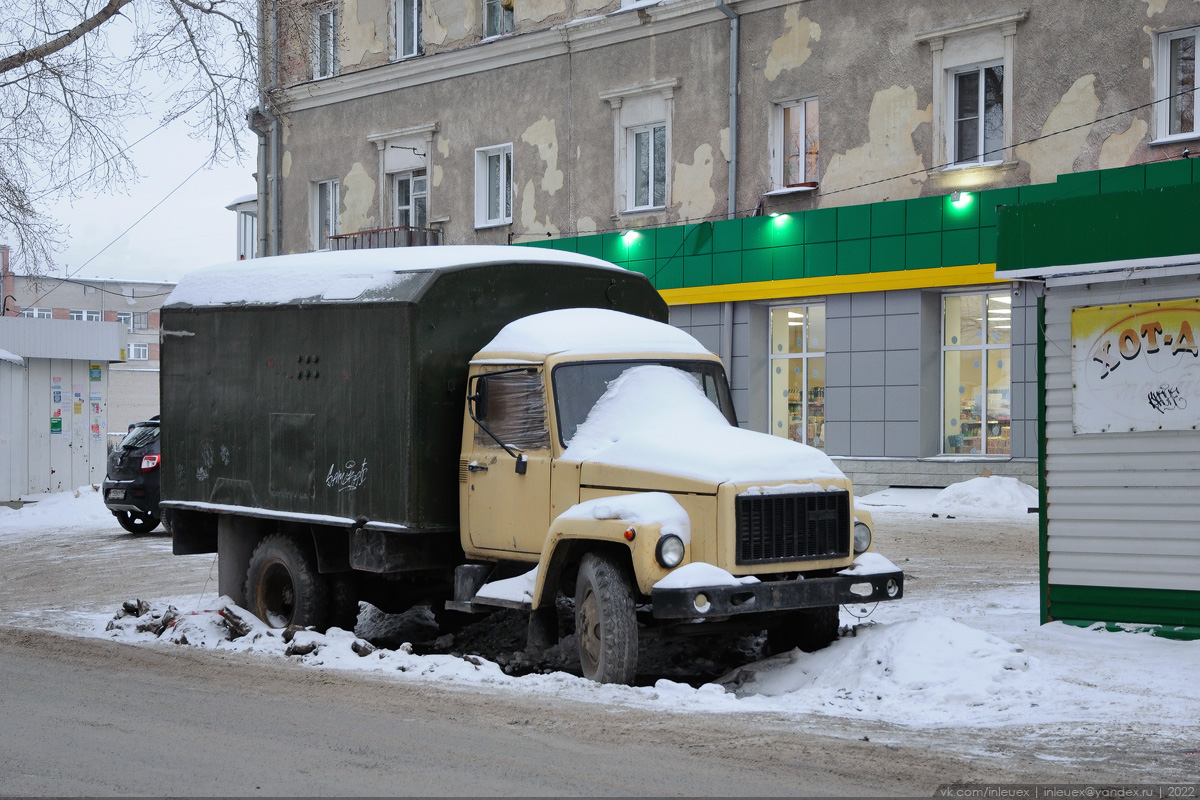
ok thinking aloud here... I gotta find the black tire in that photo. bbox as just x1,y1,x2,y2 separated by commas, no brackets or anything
245,534,329,630
114,510,161,534
574,552,638,684
767,606,840,655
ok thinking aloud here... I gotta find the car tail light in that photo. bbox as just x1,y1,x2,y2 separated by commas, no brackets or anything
140,454,161,471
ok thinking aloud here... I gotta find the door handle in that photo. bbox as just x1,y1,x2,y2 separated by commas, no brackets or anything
468,463,488,472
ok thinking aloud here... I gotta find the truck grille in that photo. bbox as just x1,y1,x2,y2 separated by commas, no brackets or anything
735,490,851,564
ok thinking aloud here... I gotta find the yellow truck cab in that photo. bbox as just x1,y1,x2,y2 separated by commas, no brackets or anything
454,308,903,683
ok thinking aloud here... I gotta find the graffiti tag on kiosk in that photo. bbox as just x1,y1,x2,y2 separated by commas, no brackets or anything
1090,317,1199,380
1148,384,1187,414
327,459,368,492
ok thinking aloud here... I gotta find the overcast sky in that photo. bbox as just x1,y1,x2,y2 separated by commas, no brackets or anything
48,119,257,286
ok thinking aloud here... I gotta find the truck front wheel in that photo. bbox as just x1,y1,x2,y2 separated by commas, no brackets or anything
767,605,840,655
245,534,329,630
574,552,638,685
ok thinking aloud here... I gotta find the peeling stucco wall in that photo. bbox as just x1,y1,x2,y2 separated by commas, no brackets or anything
340,0,387,70
426,0,479,47
820,86,930,206
673,144,716,221
516,0,567,26
1141,0,1170,16
764,9,821,82
1100,118,1150,169
520,117,564,194
520,181,561,235
342,162,377,232
1016,75,1100,186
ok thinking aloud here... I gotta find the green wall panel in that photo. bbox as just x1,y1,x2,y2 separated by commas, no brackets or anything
871,235,906,272
741,248,773,283
601,232,625,264
652,257,682,289
656,226,684,259
979,227,998,264
806,242,836,277
836,239,870,275
772,245,805,280
683,254,713,287
575,236,604,259
742,216,774,251
837,204,872,239
1145,158,1193,189
627,259,655,279
684,223,714,255
942,228,980,266
805,207,838,243
942,193,980,230
712,252,742,285
871,200,905,237
906,232,941,270
905,196,942,233
1018,182,1061,205
1054,171,1100,199
712,218,742,253
524,239,553,249
1099,164,1145,194
979,187,1020,227
1048,583,1200,631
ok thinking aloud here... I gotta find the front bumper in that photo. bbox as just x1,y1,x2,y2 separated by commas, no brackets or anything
650,569,904,620
102,478,160,515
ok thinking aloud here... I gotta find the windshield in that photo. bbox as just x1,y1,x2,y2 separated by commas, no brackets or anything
553,360,736,447
119,422,159,450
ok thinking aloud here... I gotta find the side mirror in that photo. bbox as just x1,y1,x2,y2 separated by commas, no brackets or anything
468,375,488,420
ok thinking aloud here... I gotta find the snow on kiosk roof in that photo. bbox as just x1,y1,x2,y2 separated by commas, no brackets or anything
165,246,627,309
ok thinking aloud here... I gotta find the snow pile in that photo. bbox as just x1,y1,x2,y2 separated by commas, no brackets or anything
719,617,1036,724
838,552,900,576
166,246,623,308
479,308,710,358
858,475,1037,517
0,485,113,541
653,563,760,590
0,347,23,366
475,569,537,604
562,365,846,485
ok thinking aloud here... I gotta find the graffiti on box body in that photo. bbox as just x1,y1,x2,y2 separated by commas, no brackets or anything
327,459,368,492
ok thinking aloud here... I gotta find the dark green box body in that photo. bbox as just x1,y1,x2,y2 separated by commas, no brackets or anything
160,251,667,535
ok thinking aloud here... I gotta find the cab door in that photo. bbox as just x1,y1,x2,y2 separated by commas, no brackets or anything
464,367,553,555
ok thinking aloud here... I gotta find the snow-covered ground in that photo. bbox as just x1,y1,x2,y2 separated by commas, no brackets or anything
1,478,1196,748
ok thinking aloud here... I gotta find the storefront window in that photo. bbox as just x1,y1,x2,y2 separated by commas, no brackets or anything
770,304,825,449
943,291,1012,455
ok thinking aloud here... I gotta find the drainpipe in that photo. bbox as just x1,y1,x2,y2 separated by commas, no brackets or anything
252,0,282,258
715,0,739,220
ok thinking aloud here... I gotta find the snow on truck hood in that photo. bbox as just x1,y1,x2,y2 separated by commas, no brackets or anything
165,246,625,308
562,364,846,485
477,308,710,360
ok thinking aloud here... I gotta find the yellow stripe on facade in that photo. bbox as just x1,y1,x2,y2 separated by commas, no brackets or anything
658,264,1006,305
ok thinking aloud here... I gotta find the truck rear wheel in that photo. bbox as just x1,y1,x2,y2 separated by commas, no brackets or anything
574,552,638,685
245,534,329,630
767,605,840,655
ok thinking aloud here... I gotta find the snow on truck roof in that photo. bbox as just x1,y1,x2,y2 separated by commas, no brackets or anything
164,246,625,308
476,308,713,360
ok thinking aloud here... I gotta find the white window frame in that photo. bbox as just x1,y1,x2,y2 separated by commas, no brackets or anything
237,209,257,260
70,309,101,322
128,342,149,361
132,312,149,330
20,307,51,319
940,289,1013,456
313,7,338,79
770,97,819,190
474,144,513,228
116,311,133,330
917,12,1023,170
313,179,340,250
1155,25,1199,143
626,123,667,212
483,0,513,38
393,170,428,229
768,303,827,450
396,0,423,58
948,62,1005,167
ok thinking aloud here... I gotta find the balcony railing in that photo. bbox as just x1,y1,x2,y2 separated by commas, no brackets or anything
328,225,443,250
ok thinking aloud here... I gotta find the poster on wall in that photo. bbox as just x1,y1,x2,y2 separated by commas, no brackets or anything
1072,298,1200,433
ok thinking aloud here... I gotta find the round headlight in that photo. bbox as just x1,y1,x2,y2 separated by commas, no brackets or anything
656,534,685,568
853,521,872,554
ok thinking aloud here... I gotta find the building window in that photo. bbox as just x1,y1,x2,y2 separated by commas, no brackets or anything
128,342,149,361
772,98,819,189
474,144,512,228
770,304,826,450
313,179,340,249
132,312,149,330
1157,26,1198,141
627,123,666,211
237,209,257,260
950,64,1004,165
116,311,133,330
70,309,101,322
483,0,513,38
393,170,428,229
396,0,423,58
19,307,51,319
942,291,1011,455
313,7,338,79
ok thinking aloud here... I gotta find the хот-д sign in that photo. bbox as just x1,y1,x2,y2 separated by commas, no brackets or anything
1072,298,1200,433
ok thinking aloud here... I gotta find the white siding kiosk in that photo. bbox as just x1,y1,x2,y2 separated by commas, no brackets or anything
998,181,1200,639
0,315,124,501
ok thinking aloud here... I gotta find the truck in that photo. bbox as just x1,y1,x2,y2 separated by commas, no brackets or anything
161,246,903,684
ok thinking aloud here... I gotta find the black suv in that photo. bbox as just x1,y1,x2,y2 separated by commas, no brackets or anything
103,416,162,533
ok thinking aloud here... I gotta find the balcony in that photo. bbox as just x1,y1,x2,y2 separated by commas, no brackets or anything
328,225,443,250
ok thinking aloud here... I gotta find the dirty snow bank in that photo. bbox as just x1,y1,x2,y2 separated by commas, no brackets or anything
858,475,1037,516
